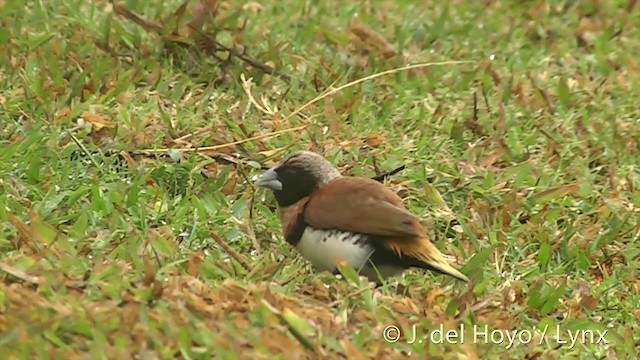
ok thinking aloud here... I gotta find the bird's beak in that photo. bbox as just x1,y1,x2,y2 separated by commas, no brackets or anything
253,168,283,191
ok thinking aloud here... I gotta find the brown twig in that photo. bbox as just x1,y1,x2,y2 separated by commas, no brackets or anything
327,285,373,307
454,294,494,321
190,25,292,83
371,156,381,175
134,60,473,156
282,60,474,124
481,84,491,113
210,231,254,273
129,125,309,155
112,1,290,82
473,91,478,121
200,152,251,167
538,127,560,147
173,125,214,144
112,1,163,32
0,263,42,285
527,72,555,113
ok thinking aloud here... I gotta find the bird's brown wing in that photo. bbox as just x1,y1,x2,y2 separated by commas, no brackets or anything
303,176,425,238
304,176,469,282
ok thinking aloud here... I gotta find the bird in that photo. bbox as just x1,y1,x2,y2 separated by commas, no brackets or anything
253,150,468,285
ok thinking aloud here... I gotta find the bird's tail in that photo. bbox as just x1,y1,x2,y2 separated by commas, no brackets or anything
420,252,469,282
386,238,469,282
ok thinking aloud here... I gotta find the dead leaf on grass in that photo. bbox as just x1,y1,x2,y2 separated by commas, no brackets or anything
323,96,341,133
575,16,605,47
81,111,115,130
477,145,506,169
55,106,72,122
574,280,599,311
529,183,579,205
0,263,42,285
349,19,396,59
363,132,386,147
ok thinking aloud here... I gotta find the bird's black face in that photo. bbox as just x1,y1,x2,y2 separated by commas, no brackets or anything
273,163,320,206
254,151,340,207
255,158,319,206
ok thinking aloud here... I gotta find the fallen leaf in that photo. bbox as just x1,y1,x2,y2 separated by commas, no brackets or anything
188,0,220,32
529,184,579,205
186,252,203,277
574,280,599,311
82,111,115,130
477,146,505,168
119,151,138,169
221,174,237,195
6,213,33,250
258,146,289,158
55,107,71,122
364,133,386,147
349,19,396,59
575,16,604,47
341,339,366,360
0,263,42,284
143,256,156,286
324,96,341,133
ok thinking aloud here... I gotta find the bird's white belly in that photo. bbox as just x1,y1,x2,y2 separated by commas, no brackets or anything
295,227,403,281
295,228,372,271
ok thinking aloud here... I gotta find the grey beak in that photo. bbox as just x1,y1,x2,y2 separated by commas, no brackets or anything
253,168,283,191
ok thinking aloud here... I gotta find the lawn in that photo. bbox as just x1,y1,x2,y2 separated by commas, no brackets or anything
1,0,639,358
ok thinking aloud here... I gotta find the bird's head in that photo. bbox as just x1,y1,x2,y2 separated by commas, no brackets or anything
253,151,341,206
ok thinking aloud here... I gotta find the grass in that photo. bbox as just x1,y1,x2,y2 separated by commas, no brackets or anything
1,0,639,358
